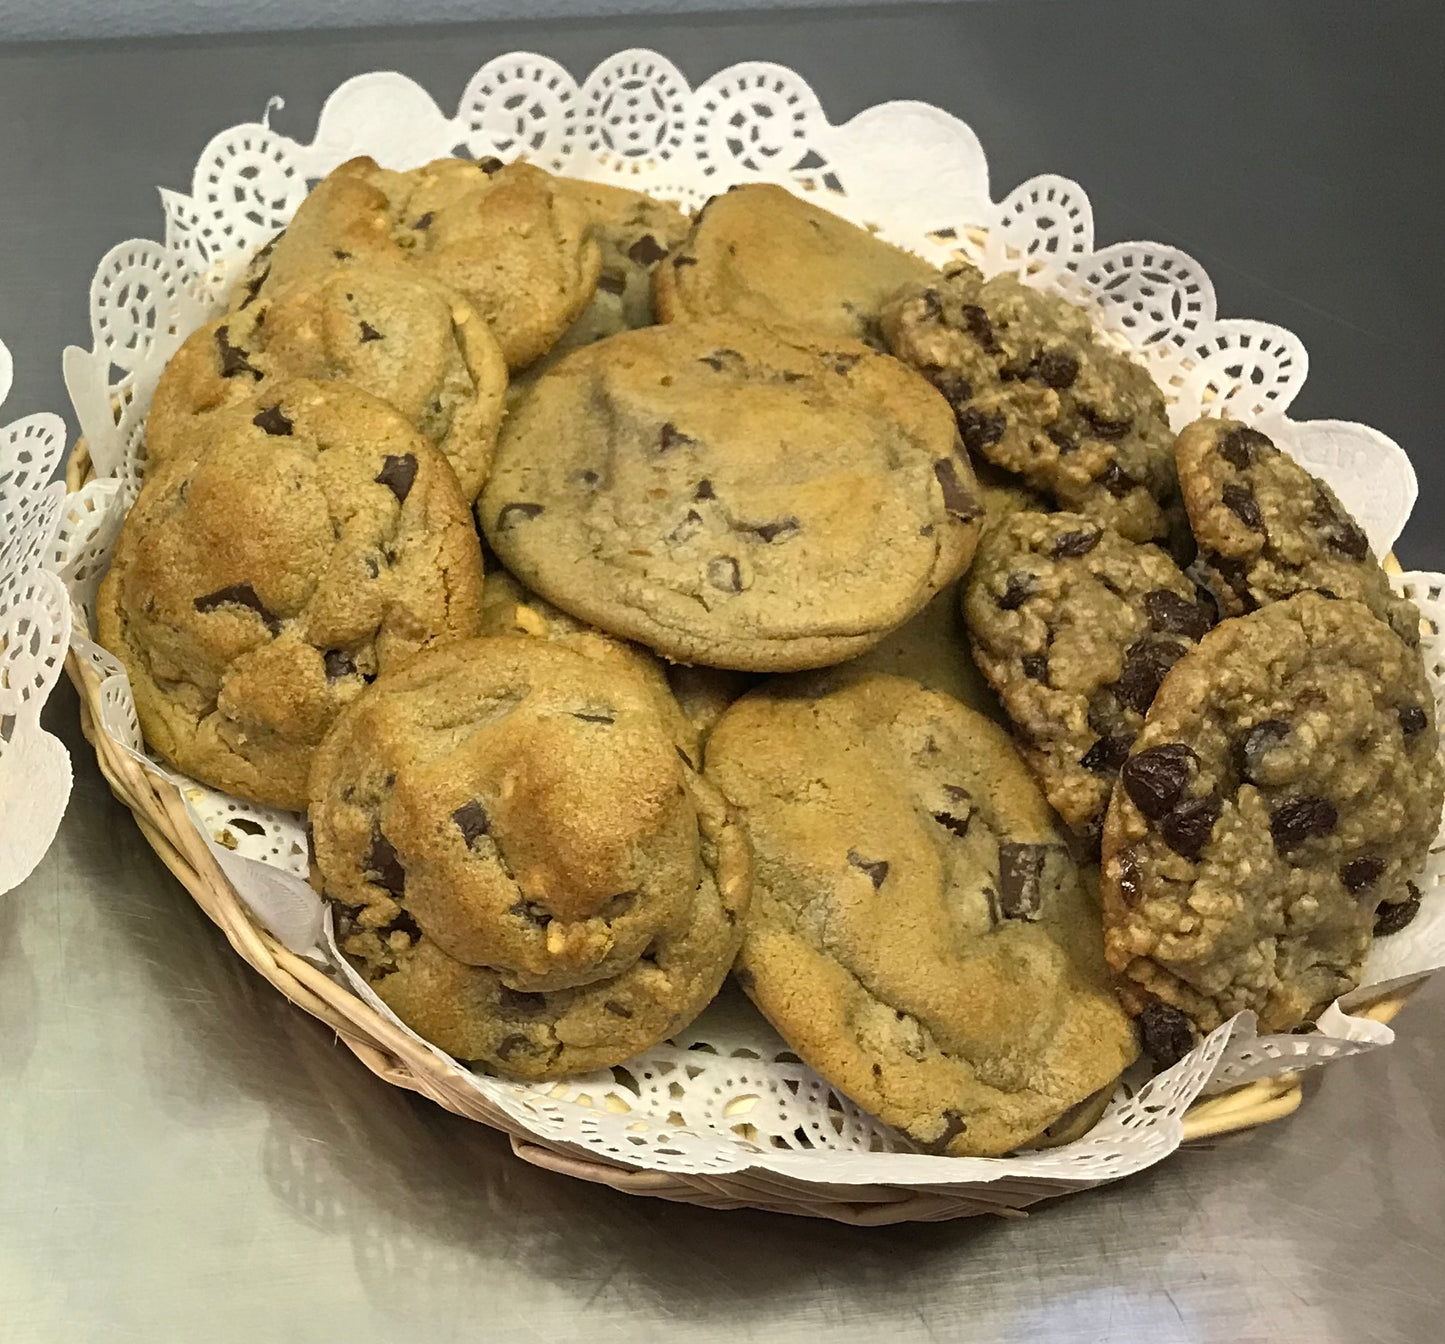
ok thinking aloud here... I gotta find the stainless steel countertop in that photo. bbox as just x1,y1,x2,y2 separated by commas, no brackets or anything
3,5,1443,1341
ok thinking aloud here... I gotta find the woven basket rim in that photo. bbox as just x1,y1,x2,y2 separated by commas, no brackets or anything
60,441,1417,1223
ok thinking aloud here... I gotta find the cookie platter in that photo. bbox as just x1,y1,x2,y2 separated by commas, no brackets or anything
26,51,1445,1223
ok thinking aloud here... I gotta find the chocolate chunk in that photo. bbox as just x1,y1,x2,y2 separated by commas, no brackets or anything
596,271,627,295
1222,482,1264,530
385,908,422,943
374,453,417,503
1144,589,1211,640
452,800,490,844
1326,519,1370,561
1340,855,1385,894
998,843,1049,919
960,304,997,351
1121,743,1197,820
997,572,1037,611
358,320,383,343
1083,408,1132,441
1232,718,1290,783
1375,892,1422,936
509,900,550,927
925,366,973,408
831,352,861,374
363,825,406,897
1051,528,1100,558
1022,653,1048,682
1046,426,1078,454
748,517,800,543
1399,705,1429,737
571,710,616,724
846,849,889,889
238,265,270,309
694,478,716,501
668,509,704,544
1115,639,1187,713
496,1033,534,1061
364,555,381,579
1217,425,1272,468
626,234,668,266
251,404,293,436
658,422,697,453
1271,796,1338,851
707,556,742,592
477,155,504,174
699,348,741,371
1097,460,1138,498
918,288,943,320
1116,850,1143,907
323,649,356,680
193,583,281,636
1161,792,1222,860
497,502,545,529
412,211,434,230
675,745,696,770
1036,350,1079,389
498,987,547,1015
603,1000,634,1018
332,248,353,261
215,325,262,379
673,254,697,268
1137,1000,1195,1068
932,784,973,837
1081,733,1132,774
577,468,601,488
957,407,1006,453
914,1109,969,1154
933,458,984,521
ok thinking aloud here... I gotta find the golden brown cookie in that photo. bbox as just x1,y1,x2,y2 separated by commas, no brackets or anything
707,672,1136,1156
479,317,985,671
309,635,751,1076
653,183,934,343
98,378,484,808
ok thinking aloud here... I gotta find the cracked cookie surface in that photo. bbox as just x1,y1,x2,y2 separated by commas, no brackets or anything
478,317,985,671
98,378,484,808
1101,592,1443,1054
882,262,1180,545
705,672,1136,1156
309,635,750,1077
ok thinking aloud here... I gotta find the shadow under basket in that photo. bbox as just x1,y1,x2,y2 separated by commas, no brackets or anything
64,443,1416,1224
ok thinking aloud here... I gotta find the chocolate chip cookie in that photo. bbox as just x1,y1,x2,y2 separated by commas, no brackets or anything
706,672,1137,1156
1101,592,1444,1056
965,510,1213,843
881,262,1180,545
150,267,507,499
1175,416,1421,646
479,318,984,671
309,635,751,1076
236,155,601,370
98,378,485,809
653,183,935,344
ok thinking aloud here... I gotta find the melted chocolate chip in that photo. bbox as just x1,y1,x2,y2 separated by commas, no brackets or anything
412,211,434,230
957,407,1006,453
358,320,383,343
846,849,889,889
1340,855,1385,894
1222,482,1264,530
452,800,490,844
1325,517,1370,560
603,1000,634,1018
673,254,698,268
498,987,547,1015
193,583,281,635
1144,589,1211,640
215,325,261,379
497,502,545,529
1271,796,1338,851
385,908,422,943
1081,733,1132,774
364,826,406,898
998,843,1049,919
658,422,697,453
1137,1000,1195,1068
1022,653,1048,682
1121,743,1197,820
1083,408,1132,441
915,1109,969,1155
694,478,716,501
1217,425,1272,468
496,1033,534,1061
477,156,503,174
960,304,997,351
1115,639,1187,713
1051,528,1100,558
1233,718,1290,783
626,234,668,266
746,517,800,544
1097,460,1138,498
333,248,353,261
934,459,984,521
997,572,1038,611
1399,705,1429,738
374,453,417,503
597,271,627,295
1375,892,1422,936
323,649,356,680
707,556,742,592
1161,792,1222,861
251,404,293,436
238,265,270,309
1036,350,1079,389
571,710,616,724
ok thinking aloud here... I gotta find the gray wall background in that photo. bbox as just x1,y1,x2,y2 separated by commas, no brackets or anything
1,0,923,43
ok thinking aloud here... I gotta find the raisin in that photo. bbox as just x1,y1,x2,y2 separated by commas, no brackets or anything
1340,855,1385,894
1137,1000,1195,1068
1081,734,1131,773
1144,589,1211,640
1270,796,1338,852
1375,892,1422,936
1217,425,1272,468
957,407,1006,453
1222,482,1263,530
925,367,973,408
1120,743,1197,820
960,305,997,351
1036,350,1079,389
1232,719,1290,783
1116,850,1143,906
1115,639,1187,713
1161,793,1222,860
1084,408,1132,441
1326,519,1369,561
1046,426,1078,454
1022,653,1048,682
1399,705,1429,737
1051,528,1100,558
997,573,1037,610
1097,460,1137,497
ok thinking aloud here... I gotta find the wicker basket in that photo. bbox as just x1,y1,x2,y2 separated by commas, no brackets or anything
63,442,1416,1223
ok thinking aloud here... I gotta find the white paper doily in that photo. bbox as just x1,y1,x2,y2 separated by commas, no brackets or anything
40,51,1445,1191
0,336,74,897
